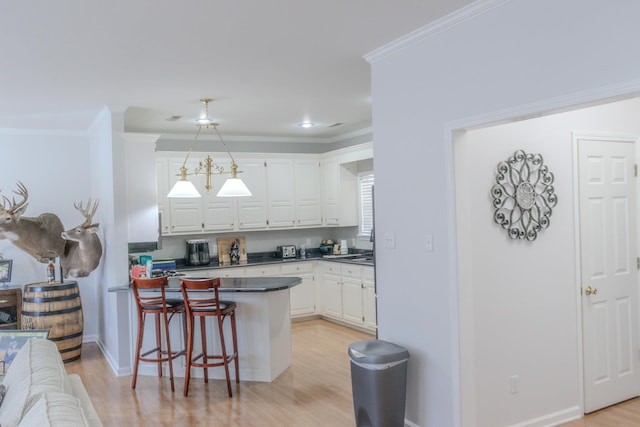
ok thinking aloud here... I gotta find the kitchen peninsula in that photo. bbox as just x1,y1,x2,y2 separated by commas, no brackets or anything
110,276,301,382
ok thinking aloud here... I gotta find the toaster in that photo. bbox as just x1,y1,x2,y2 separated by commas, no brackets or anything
276,245,297,259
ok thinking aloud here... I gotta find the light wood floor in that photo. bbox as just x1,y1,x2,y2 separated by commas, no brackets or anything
559,397,640,426
65,320,370,427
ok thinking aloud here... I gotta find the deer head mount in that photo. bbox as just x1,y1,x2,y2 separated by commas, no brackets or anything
60,199,103,278
0,183,103,279
0,181,66,262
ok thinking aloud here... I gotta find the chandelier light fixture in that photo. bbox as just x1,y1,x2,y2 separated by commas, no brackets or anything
167,99,252,198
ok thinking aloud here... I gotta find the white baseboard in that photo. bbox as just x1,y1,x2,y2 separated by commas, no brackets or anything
508,406,582,427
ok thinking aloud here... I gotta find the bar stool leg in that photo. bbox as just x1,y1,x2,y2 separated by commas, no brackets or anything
183,314,194,397
155,313,162,378
200,316,209,384
217,314,233,397
131,311,145,389
166,312,175,392
231,311,240,384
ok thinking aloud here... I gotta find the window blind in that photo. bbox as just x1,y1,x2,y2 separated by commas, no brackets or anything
359,173,375,237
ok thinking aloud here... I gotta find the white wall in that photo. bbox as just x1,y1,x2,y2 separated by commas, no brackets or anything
367,0,640,426
0,129,100,340
457,98,640,426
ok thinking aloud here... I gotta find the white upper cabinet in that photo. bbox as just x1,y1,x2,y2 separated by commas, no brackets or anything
294,159,322,227
266,159,296,228
155,142,370,234
202,157,236,231
321,157,357,226
124,133,160,243
237,158,268,230
155,157,171,236
168,157,205,234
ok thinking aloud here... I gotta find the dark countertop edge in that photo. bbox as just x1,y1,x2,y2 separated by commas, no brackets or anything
175,253,374,271
109,276,302,293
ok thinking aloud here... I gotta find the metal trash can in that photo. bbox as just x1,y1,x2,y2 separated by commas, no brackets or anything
349,339,410,427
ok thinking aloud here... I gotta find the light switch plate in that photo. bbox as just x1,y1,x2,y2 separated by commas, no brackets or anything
426,234,433,252
384,233,396,249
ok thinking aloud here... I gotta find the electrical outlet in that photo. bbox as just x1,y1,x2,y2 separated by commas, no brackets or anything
306,238,311,246
510,375,519,394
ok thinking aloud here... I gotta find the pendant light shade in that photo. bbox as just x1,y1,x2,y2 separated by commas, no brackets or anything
217,178,252,197
167,179,201,198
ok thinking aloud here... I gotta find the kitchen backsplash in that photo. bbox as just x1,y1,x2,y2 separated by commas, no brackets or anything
143,226,372,260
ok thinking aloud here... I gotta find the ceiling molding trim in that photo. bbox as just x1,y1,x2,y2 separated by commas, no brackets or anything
157,126,373,145
121,132,161,144
364,0,513,64
0,128,88,137
445,78,640,133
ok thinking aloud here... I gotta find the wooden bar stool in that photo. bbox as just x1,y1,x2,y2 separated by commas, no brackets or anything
131,276,186,392
180,277,239,397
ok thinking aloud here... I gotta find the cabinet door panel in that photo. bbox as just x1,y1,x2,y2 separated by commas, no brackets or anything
237,159,268,229
267,159,296,227
295,159,322,226
203,158,236,231
322,273,342,319
342,276,364,325
168,158,204,233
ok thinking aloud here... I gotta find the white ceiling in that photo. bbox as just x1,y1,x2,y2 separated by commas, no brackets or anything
0,1,474,140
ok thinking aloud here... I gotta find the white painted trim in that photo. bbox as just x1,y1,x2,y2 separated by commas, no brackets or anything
96,337,131,377
156,126,373,145
447,79,640,133
121,132,161,144
449,82,640,426
364,0,513,64
507,405,582,427
0,128,87,137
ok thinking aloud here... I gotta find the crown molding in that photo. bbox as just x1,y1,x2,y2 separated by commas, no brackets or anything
157,126,373,145
364,0,513,64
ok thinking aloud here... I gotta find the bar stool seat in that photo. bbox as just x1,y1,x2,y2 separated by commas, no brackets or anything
180,277,240,397
131,276,186,392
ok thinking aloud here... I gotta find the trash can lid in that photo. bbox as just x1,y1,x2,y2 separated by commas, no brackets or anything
348,339,409,365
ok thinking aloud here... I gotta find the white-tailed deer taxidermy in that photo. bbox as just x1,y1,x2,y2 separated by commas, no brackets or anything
0,182,66,262
61,199,102,278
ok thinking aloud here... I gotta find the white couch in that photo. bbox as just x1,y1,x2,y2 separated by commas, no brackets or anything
0,338,102,427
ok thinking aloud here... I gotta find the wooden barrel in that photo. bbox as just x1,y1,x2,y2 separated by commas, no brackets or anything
21,281,83,363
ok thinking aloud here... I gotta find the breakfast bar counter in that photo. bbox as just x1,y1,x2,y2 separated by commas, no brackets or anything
109,276,301,383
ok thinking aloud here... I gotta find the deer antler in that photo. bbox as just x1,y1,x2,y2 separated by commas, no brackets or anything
6,181,28,214
74,199,99,227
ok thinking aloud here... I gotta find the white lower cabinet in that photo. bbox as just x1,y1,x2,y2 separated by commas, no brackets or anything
184,260,375,331
243,262,316,319
320,262,376,333
281,262,315,317
322,264,343,319
362,267,377,330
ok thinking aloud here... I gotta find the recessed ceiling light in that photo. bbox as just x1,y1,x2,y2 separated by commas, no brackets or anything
298,122,315,128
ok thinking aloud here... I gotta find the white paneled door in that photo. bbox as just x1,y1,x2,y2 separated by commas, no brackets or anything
578,136,640,413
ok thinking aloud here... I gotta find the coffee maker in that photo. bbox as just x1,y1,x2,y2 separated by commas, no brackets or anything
185,239,210,266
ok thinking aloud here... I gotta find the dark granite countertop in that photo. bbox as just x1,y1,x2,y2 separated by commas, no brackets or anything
109,276,302,293
175,250,374,271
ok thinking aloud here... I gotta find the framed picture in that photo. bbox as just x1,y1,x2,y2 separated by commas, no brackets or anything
0,260,12,283
0,330,49,377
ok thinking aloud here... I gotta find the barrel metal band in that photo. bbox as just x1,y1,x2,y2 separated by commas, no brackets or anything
23,294,80,303
24,283,79,292
48,331,83,341
22,305,82,316
58,344,82,353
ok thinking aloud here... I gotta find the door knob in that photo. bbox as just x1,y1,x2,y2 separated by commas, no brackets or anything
585,286,598,295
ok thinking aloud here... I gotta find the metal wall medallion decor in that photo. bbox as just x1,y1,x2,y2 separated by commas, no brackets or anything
490,150,558,241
